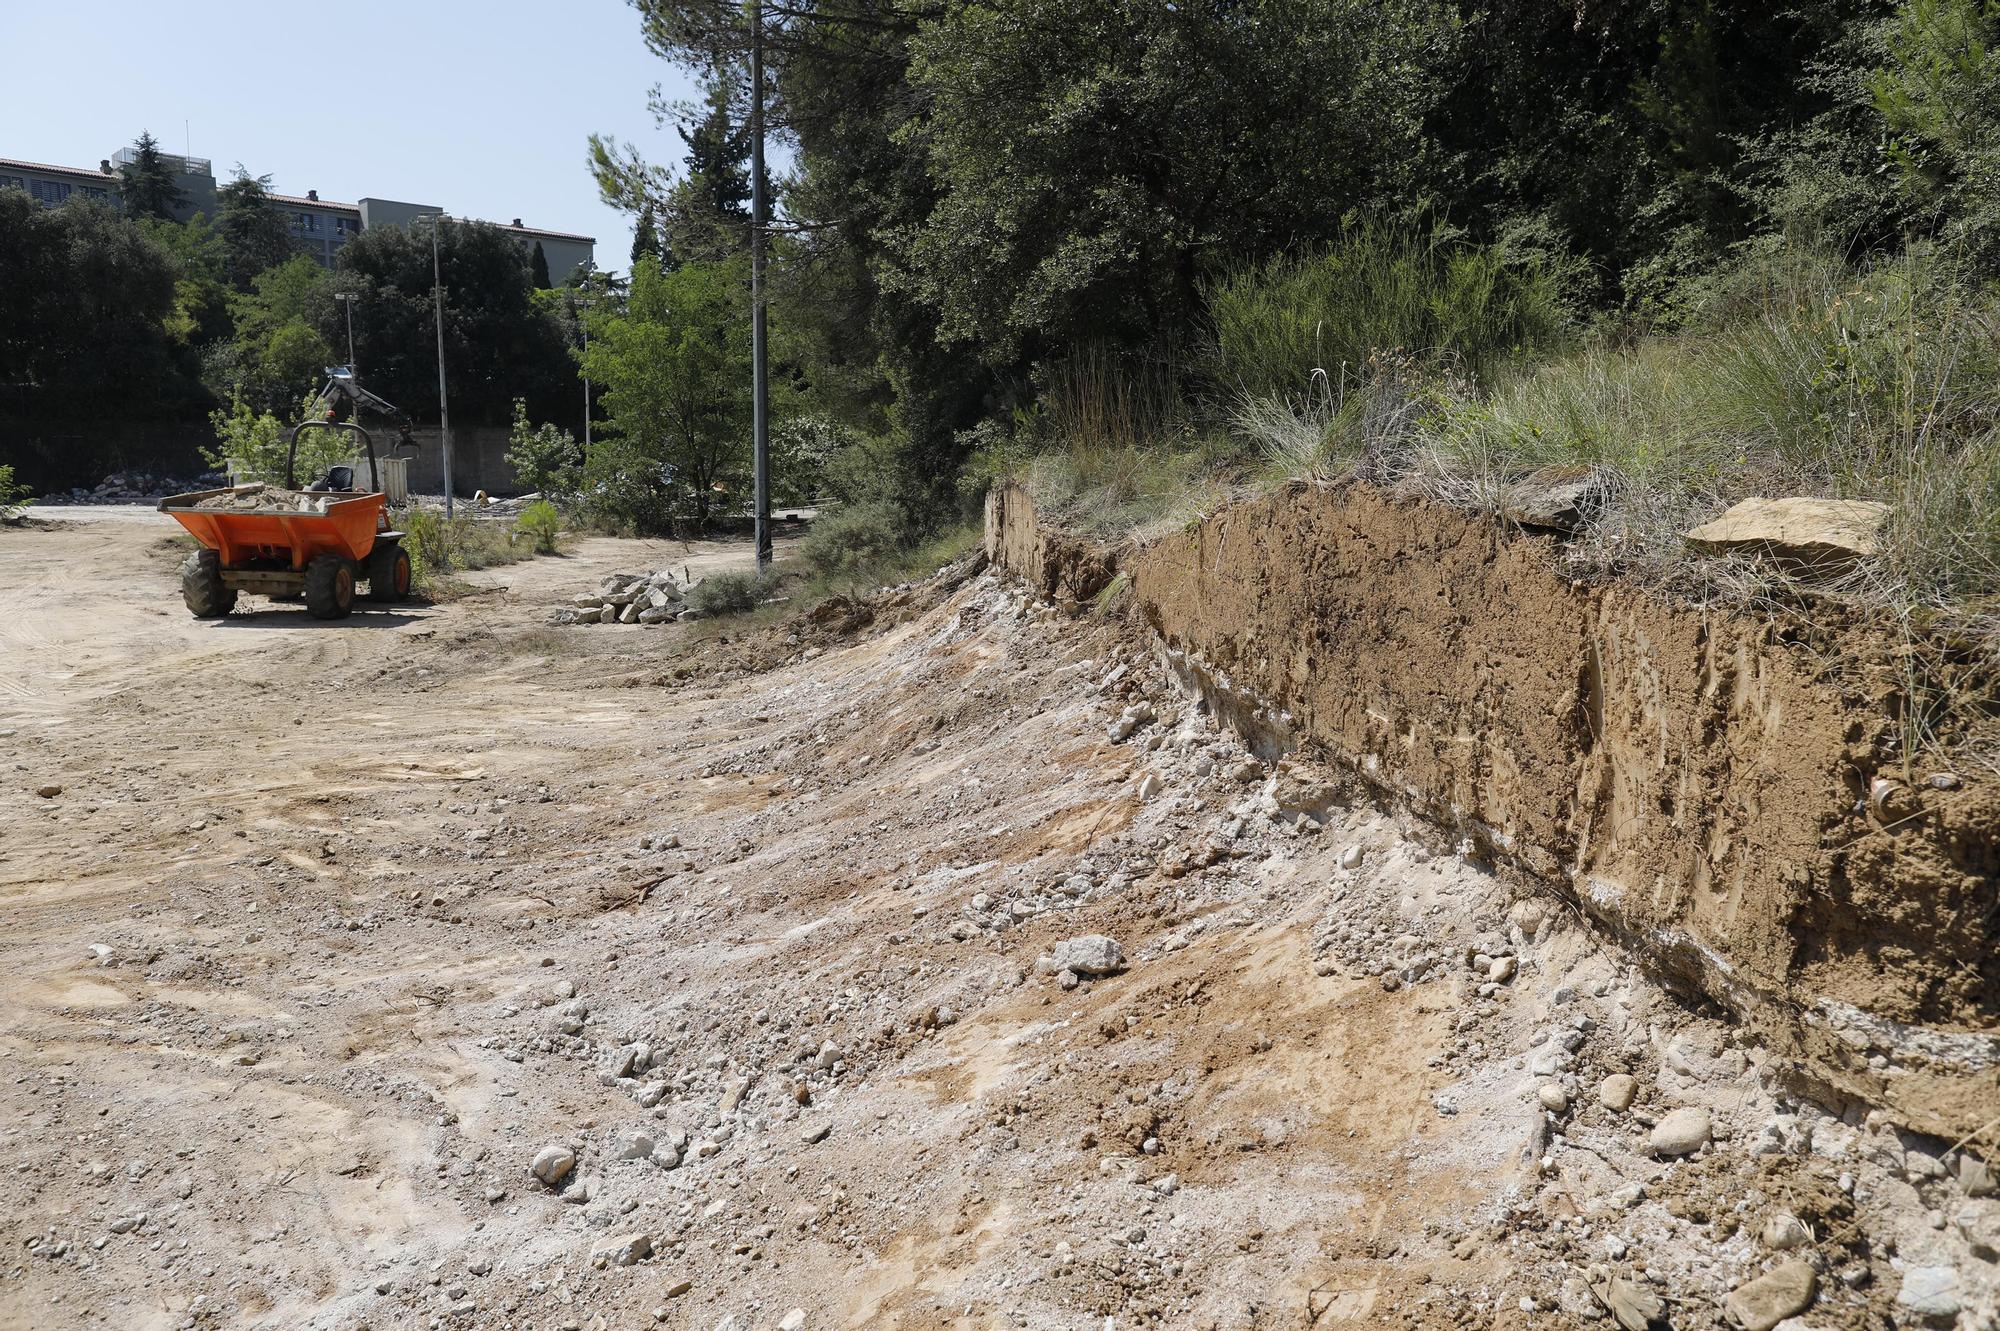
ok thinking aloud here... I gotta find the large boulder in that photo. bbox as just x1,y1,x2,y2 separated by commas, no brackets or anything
1686,497,1889,571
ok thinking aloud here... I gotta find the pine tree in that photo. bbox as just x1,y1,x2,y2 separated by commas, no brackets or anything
631,202,662,267
531,240,552,289
217,168,298,290
119,131,186,221
680,81,753,222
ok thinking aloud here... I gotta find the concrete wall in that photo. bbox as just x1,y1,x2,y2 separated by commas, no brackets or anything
390,426,519,497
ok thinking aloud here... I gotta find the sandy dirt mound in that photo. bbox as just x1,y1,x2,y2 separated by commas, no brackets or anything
0,514,1994,1330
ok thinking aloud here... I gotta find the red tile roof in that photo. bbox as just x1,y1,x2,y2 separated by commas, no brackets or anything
0,157,117,181
270,192,360,212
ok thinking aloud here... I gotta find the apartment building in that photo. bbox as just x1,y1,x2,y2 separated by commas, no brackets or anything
0,148,594,280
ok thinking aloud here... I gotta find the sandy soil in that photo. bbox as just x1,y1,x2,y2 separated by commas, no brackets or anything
0,514,1993,1331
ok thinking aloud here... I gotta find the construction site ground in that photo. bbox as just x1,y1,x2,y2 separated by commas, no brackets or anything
1,512,1993,1331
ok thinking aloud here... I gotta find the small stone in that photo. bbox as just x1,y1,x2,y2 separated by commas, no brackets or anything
1598,1074,1638,1112
1136,772,1164,800
1722,1260,1815,1331
36,784,62,798
592,1232,653,1267
1538,1085,1569,1113
613,1130,655,1161
530,1144,576,1186
1051,935,1125,977
1648,1106,1711,1158
1337,845,1364,871
1959,1153,1995,1197
1487,956,1516,983
1895,1266,1961,1318
1760,1213,1810,1251
777,1312,806,1331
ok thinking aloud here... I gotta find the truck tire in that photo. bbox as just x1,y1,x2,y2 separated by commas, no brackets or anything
366,540,412,603
180,549,236,619
303,556,356,620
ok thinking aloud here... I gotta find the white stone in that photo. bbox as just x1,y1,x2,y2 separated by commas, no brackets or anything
1648,1107,1711,1158
1895,1267,1961,1318
1051,935,1125,976
530,1144,575,1186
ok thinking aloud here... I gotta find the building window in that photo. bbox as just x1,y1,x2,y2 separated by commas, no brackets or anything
81,186,108,202
30,179,72,206
0,174,24,192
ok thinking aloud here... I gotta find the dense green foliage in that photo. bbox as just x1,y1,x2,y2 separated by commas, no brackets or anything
0,191,201,423
504,398,579,496
574,256,752,531
0,462,30,519
606,0,2000,545
327,218,577,429
118,132,187,221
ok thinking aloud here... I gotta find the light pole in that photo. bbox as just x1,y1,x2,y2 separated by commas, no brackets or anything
334,292,358,372
749,0,772,576
578,275,592,450
431,217,454,518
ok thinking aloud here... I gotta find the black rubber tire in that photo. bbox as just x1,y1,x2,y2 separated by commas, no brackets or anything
180,549,236,619
303,556,356,620
366,540,412,603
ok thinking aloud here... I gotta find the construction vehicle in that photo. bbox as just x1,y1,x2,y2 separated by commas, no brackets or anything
159,368,421,620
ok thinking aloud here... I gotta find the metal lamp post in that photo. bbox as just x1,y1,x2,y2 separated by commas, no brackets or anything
334,292,358,372
431,217,454,518
749,0,772,575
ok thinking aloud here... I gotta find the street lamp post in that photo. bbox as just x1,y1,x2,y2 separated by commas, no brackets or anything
431,217,454,518
749,0,772,576
334,292,358,372
579,276,592,450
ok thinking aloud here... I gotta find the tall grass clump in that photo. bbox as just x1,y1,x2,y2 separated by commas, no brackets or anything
1413,244,2000,609
1207,224,1575,401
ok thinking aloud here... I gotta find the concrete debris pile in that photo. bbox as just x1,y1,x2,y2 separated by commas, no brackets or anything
554,568,703,626
39,469,227,505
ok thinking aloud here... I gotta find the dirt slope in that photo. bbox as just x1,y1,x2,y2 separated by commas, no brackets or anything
1,513,1994,1331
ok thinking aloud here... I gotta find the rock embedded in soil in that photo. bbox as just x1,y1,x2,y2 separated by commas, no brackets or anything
1895,1266,1962,1318
1722,1260,1816,1331
1599,1074,1638,1111
592,1232,652,1267
530,1144,575,1187
1649,1106,1712,1157
1685,496,1889,571
1051,934,1125,977
1537,1085,1569,1113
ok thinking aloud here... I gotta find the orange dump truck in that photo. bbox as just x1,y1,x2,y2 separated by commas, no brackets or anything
159,482,410,620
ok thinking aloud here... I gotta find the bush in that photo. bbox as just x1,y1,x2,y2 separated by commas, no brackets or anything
1206,224,1575,401
571,437,686,536
204,395,345,487
515,499,563,555
0,463,31,521
798,500,908,575
504,399,579,497
688,570,763,616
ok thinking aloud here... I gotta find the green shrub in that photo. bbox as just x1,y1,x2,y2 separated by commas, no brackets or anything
514,500,563,555
688,570,763,616
0,463,31,521
504,399,579,498
799,500,908,575
1206,224,1575,401
204,394,346,487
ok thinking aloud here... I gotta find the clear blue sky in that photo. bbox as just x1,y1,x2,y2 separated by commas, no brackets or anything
0,0,696,275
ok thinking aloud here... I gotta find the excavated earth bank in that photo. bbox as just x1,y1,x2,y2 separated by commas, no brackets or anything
985,481,2000,1143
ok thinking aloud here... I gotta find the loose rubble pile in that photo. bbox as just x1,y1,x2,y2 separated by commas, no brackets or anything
36,468,226,505
553,567,705,626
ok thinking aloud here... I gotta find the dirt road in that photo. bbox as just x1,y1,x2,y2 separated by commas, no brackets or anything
0,513,1990,1331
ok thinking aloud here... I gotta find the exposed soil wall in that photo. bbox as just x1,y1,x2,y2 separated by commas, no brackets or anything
987,481,2000,1139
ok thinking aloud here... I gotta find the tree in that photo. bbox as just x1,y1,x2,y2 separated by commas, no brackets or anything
0,191,196,422
330,218,574,427
139,212,234,348
576,255,750,529
631,202,661,267
119,131,187,221
217,168,297,289
530,239,552,289
504,398,579,495
202,254,335,414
